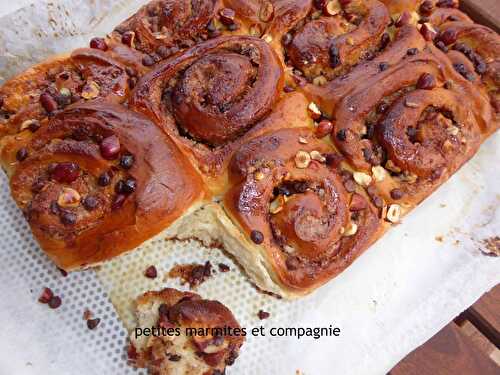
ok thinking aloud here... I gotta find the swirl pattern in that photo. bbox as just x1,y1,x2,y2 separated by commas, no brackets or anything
0,0,499,298
130,35,288,184
224,128,381,292
8,101,205,270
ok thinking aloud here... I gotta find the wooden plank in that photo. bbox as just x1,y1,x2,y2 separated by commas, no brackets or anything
389,323,499,375
465,285,500,347
460,0,500,32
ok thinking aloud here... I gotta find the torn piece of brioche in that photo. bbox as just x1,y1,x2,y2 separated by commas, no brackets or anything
128,288,245,375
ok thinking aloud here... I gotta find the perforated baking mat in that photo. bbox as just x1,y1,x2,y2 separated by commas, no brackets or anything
0,1,499,375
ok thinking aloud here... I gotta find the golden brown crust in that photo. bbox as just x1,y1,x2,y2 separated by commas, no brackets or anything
8,101,205,270
130,288,244,375
224,128,383,292
0,0,499,297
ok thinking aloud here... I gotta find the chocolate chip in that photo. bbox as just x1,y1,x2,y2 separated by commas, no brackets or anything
435,40,448,53
60,211,77,225
258,310,270,320
38,287,54,303
28,119,41,132
336,129,347,141
377,102,389,114
97,172,112,187
87,318,101,330
325,153,342,167
218,263,230,272
48,295,62,309
380,33,390,50
89,37,108,51
57,267,68,277
329,45,341,68
0,97,3,108
437,0,456,7
372,195,384,208
169,354,182,362
116,178,136,194
145,265,157,279
282,32,293,46
283,85,295,93
390,188,404,200
250,230,264,244
119,154,134,169
50,201,59,215
315,120,333,138
121,31,135,47
407,48,418,56
142,55,155,66
16,147,28,161
379,62,389,71
82,196,99,211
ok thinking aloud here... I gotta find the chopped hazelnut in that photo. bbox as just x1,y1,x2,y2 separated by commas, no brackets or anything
298,136,308,144
353,172,372,187
295,151,311,169
269,195,285,214
386,204,402,223
254,171,265,181
57,188,81,208
81,81,100,100
343,222,358,236
371,166,387,182
308,102,322,120
313,75,327,86
385,160,402,173
324,1,341,16
310,150,326,163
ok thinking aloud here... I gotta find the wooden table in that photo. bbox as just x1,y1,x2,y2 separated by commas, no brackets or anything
390,285,500,374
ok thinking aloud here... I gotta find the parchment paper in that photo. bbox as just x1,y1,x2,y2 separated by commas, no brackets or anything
0,1,498,374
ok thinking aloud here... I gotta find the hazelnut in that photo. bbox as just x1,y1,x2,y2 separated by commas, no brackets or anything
313,75,327,86
81,81,100,100
404,99,419,108
385,160,402,173
295,151,311,169
447,126,459,136
324,1,341,16
262,34,273,43
269,195,285,214
249,24,262,37
342,222,358,236
308,102,322,120
386,204,402,223
298,136,308,144
57,188,81,208
254,171,265,181
315,120,333,138
20,119,40,132
353,172,372,187
259,2,274,22
371,166,387,182
310,150,326,163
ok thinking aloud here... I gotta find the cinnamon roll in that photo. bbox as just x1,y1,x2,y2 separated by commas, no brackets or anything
0,0,499,298
222,128,382,296
6,101,205,270
129,35,292,191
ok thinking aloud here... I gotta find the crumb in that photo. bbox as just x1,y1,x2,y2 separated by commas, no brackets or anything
218,263,230,272
481,236,499,257
57,267,68,277
145,265,158,279
440,203,446,208
258,310,270,320
83,308,93,320
86,318,101,330
167,261,212,288
435,235,444,242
